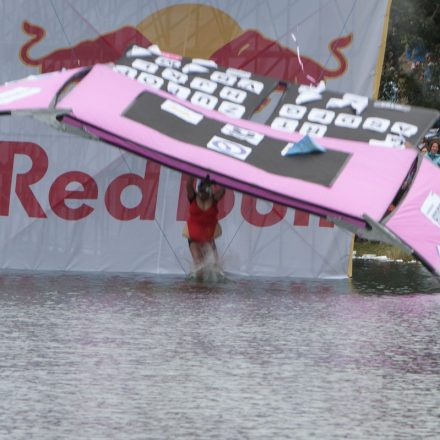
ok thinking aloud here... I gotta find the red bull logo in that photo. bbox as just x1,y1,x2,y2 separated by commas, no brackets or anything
20,21,152,73
19,4,351,85
210,30,352,85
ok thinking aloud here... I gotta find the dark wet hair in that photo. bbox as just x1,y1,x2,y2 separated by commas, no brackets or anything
197,175,213,193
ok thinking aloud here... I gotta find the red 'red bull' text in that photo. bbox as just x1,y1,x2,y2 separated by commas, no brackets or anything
0,141,333,228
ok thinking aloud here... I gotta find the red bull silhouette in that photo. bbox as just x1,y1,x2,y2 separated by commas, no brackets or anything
210,30,352,85
20,21,152,73
20,18,351,85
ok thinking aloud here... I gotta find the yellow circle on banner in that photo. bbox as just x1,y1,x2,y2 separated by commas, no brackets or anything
136,3,242,58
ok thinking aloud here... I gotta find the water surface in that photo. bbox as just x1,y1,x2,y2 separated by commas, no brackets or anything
0,260,439,439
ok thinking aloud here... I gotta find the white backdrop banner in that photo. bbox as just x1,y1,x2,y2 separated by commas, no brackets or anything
0,0,390,277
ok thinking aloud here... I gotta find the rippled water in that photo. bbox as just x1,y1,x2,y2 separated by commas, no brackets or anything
1,260,439,439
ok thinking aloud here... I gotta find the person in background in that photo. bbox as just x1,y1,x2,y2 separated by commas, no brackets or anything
423,52,434,82
427,139,440,166
418,136,429,151
183,175,225,272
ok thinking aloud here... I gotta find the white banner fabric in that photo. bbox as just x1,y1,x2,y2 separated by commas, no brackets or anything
0,1,390,277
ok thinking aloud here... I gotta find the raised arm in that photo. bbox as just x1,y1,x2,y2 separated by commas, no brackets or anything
213,184,225,202
186,175,196,201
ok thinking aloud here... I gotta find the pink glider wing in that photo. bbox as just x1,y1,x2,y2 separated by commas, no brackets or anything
58,64,417,226
386,158,440,274
1,56,440,275
0,68,87,113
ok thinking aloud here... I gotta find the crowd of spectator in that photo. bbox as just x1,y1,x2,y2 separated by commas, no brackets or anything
400,47,440,166
400,48,435,83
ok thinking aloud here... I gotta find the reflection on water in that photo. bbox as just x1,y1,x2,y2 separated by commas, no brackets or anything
351,259,440,294
0,260,439,439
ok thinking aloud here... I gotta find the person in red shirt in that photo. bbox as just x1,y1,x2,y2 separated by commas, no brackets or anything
183,175,225,270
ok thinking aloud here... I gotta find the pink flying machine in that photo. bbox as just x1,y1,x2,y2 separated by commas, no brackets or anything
0,44,439,275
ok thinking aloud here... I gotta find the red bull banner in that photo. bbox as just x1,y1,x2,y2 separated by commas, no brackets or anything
0,125,352,276
12,1,391,94
0,0,391,276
